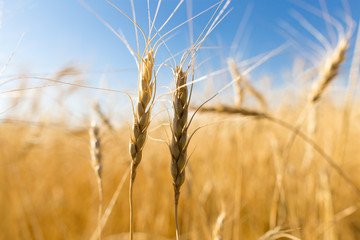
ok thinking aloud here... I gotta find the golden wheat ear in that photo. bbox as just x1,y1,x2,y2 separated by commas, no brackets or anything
282,33,350,172
129,49,155,181
167,3,233,238
89,121,103,240
309,37,348,103
170,66,190,240
128,48,155,240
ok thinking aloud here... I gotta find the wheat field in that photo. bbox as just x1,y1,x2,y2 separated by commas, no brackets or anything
1,0,360,239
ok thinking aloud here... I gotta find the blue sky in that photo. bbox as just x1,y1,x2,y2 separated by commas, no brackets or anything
0,0,359,122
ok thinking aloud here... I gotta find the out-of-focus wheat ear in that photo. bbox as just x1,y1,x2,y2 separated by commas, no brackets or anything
94,102,114,131
129,49,155,240
227,58,244,108
309,37,348,103
89,121,103,240
259,226,300,240
285,36,349,168
170,66,189,240
90,121,103,180
193,104,266,117
228,58,267,110
212,209,226,240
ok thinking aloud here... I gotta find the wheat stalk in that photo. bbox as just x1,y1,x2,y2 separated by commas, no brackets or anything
89,121,103,240
166,2,232,238
170,66,189,240
305,98,335,240
129,49,155,240
307,37,349,240
302,104,335,238
284,35,349,175
268,134,287,229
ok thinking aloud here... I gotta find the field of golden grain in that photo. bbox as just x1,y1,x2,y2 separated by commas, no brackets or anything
1,0,360,240
2,104,360,239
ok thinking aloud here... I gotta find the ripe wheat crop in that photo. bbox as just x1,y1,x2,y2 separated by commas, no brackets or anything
1,1,360,240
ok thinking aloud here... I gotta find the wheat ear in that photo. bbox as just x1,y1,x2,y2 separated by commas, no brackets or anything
309,38,348,103
228,58,267,110
212,209,226,240
227,58,244,108
170,66,190,240
94,102,114,131
284,36,349,171
194,104,265,117
129,49,155,240
89,121,103,240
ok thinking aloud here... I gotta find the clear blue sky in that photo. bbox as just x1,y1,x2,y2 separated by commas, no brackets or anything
0,0,359,122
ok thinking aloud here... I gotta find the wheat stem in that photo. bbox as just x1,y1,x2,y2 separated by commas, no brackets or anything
129,176,134,240
129,49,155,240
97,178,103,240
174,191,181,240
